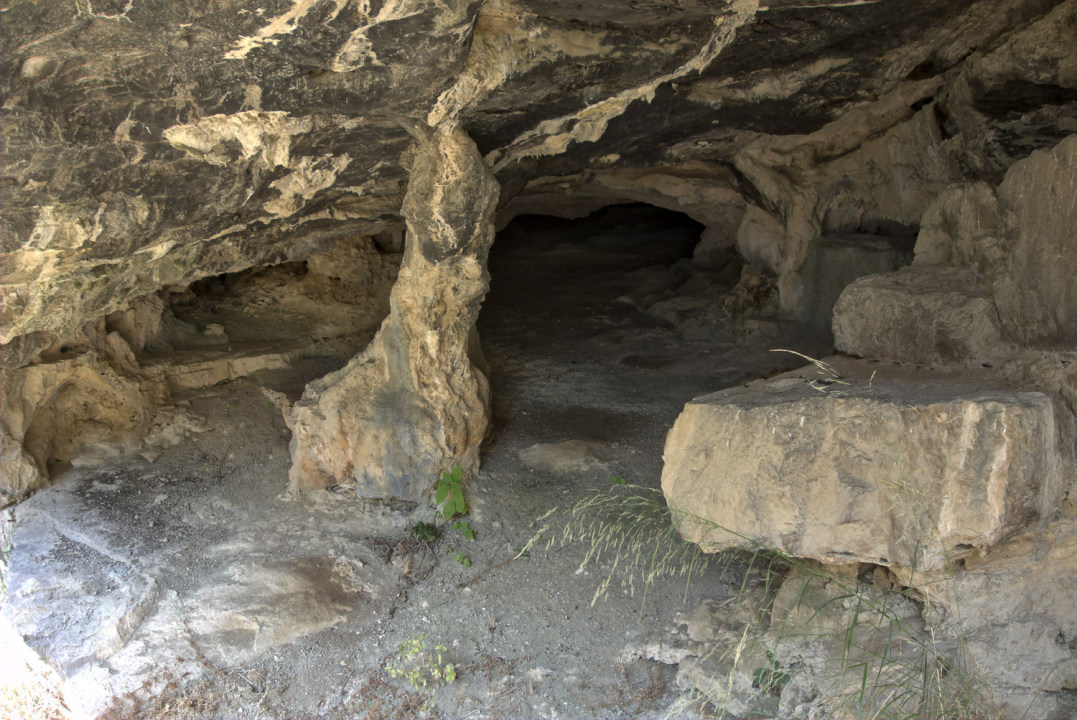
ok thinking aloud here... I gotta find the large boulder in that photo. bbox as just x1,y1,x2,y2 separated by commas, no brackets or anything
661,356,1070,572
831,266,1006,364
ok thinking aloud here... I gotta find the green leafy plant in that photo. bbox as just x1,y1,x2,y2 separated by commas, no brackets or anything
455,552,471,568
609,474,626,485
411,522,438,541
451,520,475,540
751,650,790,696
435,465,466,520
385,633,456,689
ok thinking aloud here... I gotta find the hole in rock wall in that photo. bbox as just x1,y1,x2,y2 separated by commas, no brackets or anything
794,232,917,344
136,233,402,395
477,203,752,447
482,204,716,362
1,234,402,495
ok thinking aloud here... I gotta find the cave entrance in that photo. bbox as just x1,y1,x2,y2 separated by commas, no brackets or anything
477,203,757,469
482,203,707,357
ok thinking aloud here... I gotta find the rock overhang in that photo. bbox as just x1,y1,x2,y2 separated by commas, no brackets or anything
3,0,1076,497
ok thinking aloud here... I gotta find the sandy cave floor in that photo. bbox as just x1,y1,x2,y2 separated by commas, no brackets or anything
2,208,813,719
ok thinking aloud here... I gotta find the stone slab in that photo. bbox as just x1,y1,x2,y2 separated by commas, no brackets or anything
661,357,1067,572
833,267,1006,365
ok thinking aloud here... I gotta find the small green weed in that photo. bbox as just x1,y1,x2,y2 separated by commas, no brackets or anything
751,650,789,696
455,552,471,568
451,520,475,540
385,633,456,689
609,474,626,485
436,465,466,520
411,522,438,541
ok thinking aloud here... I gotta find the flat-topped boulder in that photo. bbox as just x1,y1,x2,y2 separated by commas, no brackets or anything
661,356,1070,572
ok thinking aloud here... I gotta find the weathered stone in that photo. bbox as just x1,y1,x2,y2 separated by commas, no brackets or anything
183,554,373,667
993,135,1077,347
1,339,166,500
911,182,1006,273
832,180,1010,365
763,570,950,720
735,204,785,275
0,230,401,498
794,233,914,340
881,508,1077,718
835,134,1077,363
832,267,1007,365
1,454,401,720
3,0,1072,346
287,126,498,499
518,440,611,475
662,357,1068,572
660,568,996,720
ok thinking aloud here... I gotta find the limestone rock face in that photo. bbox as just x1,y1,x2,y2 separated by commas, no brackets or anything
834,134,1077,364
888,511,1077,717
3,0,1075,502
287,126,498,499
0,322,169,500
0,234,398,500
993,135,1077,347
662,357,1069,572
4,0,1074,343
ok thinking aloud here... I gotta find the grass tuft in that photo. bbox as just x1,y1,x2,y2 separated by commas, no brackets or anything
550,485,711,611
549,485,997,720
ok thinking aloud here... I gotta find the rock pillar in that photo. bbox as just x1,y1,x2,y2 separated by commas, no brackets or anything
287,126,499,501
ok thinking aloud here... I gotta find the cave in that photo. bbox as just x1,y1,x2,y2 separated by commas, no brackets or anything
482,204,721,416
2,1,1076,719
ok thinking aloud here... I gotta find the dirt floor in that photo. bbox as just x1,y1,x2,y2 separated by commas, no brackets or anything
2,207,813,719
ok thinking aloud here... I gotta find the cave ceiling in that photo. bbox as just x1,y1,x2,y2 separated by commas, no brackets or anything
2,0,1074,342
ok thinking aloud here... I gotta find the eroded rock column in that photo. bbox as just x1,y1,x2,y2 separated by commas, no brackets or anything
287,126,499,501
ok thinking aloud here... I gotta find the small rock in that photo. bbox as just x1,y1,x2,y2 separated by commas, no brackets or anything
518,440,609,474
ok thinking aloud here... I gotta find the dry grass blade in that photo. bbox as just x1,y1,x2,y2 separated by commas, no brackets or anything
551,485,998,720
